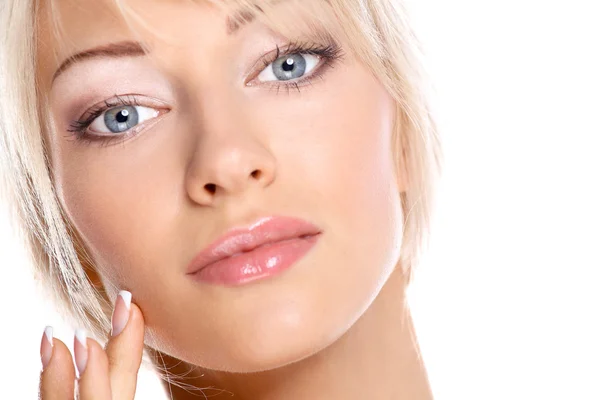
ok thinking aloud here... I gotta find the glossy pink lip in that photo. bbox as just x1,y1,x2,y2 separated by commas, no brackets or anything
186,216,322,286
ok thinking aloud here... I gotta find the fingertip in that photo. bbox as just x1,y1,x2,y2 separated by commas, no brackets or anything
39,336,76,399
77,336,112,399
128,301,146,328
42,336,75,374
105,301,145,398
87,336,110,369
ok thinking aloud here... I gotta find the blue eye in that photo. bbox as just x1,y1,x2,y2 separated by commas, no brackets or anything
258,53,319,82
89,105,159,134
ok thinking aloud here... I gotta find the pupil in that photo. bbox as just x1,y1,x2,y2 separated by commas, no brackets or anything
116,109,129,123
282,58,295,72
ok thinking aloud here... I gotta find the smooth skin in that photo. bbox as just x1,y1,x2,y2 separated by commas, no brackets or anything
39,298,145,399
39,0,403,375
35,0,434,398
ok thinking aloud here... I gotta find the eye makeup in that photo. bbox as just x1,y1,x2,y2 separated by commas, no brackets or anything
246,39,344,92
65,39,344,147
65,94,170,147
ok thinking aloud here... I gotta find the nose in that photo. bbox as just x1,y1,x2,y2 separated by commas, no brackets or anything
184,106,276,206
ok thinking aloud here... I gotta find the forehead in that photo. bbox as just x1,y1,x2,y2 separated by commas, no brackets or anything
36,0,219,86
36,0,338,90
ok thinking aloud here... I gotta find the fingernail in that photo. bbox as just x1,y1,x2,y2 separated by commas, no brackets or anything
74,328,88,378
40,326,53,371
111,290,132,337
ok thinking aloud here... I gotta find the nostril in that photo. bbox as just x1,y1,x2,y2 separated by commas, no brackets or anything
251,170,261,179
204,183,216,194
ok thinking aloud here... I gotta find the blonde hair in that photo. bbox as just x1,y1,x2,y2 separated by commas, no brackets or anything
0,0,441,390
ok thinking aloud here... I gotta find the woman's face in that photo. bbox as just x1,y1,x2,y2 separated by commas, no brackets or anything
38,0,404,372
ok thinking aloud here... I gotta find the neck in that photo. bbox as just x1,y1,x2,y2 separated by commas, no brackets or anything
152,268,434,400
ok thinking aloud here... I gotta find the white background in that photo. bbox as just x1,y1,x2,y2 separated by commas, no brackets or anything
1,0,599,398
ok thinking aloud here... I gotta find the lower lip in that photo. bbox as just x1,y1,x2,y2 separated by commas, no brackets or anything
188,234,321,286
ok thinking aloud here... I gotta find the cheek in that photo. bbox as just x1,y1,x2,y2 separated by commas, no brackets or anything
54,126,186,288
259,66,401,253
249,65,403,327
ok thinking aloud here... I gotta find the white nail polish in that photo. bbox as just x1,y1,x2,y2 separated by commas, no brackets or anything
41,326,54,371
44,326,53,346
74,328,88,377
112,290,133,337
75,328,88,349
118,290,132,311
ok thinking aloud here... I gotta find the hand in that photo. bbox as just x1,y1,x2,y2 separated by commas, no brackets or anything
39,291,145,399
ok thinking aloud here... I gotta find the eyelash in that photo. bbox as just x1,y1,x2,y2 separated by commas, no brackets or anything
66,94,152,147
67,40,344,146
253,40,344,93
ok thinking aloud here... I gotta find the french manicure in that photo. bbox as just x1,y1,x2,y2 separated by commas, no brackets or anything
111,290,132,337
40,326,53,371
74,328,88,378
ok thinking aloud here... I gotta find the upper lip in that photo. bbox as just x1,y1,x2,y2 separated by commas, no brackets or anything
186,216,322,274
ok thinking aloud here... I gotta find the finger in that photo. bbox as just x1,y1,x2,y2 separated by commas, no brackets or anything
104,291,145,400
39,327,76,400
75,329,112,400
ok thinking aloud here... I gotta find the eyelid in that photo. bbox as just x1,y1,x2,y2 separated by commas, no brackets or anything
76,94,170,122
67,94,171,146
245,42,335,87
88,106,165,135
67,110,170,148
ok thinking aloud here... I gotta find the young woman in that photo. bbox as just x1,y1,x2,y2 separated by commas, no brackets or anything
0,0,441,398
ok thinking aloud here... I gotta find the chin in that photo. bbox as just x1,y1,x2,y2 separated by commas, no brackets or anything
163,288,346,373
224,334,327,373
206,304,344,373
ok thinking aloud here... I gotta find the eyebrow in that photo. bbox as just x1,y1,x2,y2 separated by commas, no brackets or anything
52,41,147,83
51,13,257,84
